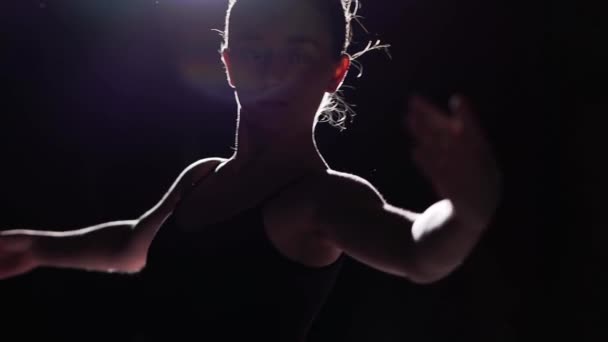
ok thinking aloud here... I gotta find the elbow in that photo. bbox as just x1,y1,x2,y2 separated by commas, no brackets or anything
407,270,448,285
107,257,146,274
122,259,147,274
405,258,462,285
115,250,148,273
111,242,148,274
115,229,149,273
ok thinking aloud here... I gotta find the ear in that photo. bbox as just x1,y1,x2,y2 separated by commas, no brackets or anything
221,49,236,89
326,55,351,93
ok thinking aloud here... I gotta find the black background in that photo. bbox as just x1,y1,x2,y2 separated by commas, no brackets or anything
1,0,600,341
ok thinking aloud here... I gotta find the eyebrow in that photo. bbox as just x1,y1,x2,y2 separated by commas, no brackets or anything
233,34,322,50
233,33,262,41
287,36,322,49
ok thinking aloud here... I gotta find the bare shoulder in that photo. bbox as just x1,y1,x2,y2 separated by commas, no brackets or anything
129,157,228,265
181,157,227,184
137,157,226,221
312,169,387,208
310,169,419,224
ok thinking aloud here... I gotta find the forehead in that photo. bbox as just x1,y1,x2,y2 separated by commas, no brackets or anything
228,0,331,46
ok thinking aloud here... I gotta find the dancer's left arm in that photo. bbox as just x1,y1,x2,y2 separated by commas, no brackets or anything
316,95,502,284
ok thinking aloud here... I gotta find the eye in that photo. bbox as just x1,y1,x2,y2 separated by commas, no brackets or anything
238,47,265,63
287,51,311,65
248,50,264,62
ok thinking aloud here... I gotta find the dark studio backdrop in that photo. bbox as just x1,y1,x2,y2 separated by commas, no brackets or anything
0,0,592,341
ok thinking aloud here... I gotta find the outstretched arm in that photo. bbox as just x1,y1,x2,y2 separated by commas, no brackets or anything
1,220,138,277
0,157,223,279
316,95,502,283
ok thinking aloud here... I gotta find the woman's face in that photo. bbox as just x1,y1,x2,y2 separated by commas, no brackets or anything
223,0,349,131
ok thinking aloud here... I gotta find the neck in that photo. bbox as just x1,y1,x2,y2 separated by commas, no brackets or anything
229,110,328,174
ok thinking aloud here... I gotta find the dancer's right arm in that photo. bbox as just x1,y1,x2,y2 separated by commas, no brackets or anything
0,157,223,279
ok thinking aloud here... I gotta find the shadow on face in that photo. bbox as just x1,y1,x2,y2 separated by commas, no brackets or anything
222,0,350,130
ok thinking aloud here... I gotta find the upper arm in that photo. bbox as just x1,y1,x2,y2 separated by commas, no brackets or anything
137,157,225,222
314,172,425,280
127,157,225,262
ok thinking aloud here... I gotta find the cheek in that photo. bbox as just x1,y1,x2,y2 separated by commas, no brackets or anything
293,81,328,106
235,64,330,100
290,67,328,91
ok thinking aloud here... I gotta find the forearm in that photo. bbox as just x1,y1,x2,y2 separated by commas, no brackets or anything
410,200,491,282
3,220,139,273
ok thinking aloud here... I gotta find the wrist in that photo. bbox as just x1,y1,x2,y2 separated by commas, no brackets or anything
29,235,49,269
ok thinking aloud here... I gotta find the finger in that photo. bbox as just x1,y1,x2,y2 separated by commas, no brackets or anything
449,94,486,140
406,110,453,151
406,109,434,144
407,96,463,151
409,95,457,133
448,96,497,163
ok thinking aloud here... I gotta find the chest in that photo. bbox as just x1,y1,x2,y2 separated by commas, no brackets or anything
169,172,339,268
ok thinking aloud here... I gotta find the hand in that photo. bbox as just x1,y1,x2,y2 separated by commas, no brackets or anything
0,232,38,280
406,94,502,229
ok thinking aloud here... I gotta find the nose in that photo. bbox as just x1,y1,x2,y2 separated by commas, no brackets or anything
261,53,288,88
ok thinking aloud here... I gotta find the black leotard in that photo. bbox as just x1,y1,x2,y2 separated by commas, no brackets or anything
134,177,344,341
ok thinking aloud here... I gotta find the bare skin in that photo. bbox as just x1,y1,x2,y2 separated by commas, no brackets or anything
0,0,501,284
